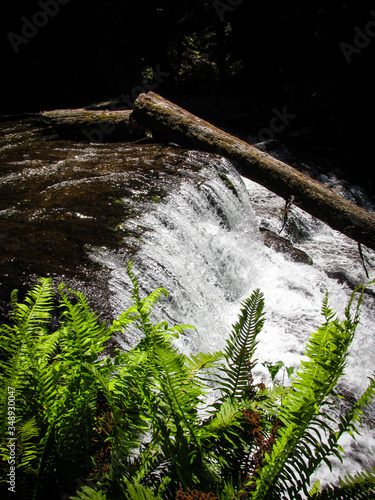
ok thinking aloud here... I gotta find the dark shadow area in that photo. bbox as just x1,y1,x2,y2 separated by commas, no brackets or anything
2,2,374,193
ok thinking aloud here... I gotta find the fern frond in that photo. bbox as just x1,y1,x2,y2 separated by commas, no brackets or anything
217,289,265,401
15,417,40,473
302,373,375,481
71,485,109,500
248,285,373,499
309,479,322,497
202,398,243,436
336,374,375,439
321,292,337,323
184,351,223,385
18,416,39,441
58,283,110,363
317,466,375,499
10,277,54,335
0,278,56,443
123,478,158,500
126,261,141,304
81,361,114,407
33,329,60,360
141,287,169,315
156,348,202,428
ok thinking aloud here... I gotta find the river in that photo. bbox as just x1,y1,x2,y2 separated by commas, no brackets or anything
91,143,375,489
1,116,375,493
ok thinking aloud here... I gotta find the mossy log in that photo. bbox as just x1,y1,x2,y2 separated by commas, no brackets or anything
42,108,145,142
133,91,375,251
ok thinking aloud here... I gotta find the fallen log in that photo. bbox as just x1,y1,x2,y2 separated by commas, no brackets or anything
42,108,145,142
133,91,375,251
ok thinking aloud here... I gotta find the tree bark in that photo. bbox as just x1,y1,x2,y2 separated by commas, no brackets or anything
133,91,375,251
42,108,145,142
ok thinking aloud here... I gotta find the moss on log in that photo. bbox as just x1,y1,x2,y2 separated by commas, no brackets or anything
42,108,145,142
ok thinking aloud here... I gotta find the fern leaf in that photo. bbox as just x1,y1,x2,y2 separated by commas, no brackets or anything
124,478,158,500
184,351,223,385
10,277,54,335
217,289,265,401
15,417,40,470
316,466,375,499
18,416,39,441
309,479,322,497
0,278,56,442
156,348,202,427
71,485,109,500
141,287,169,315
202,398,243,436
58,283,110,363
248,285,374,499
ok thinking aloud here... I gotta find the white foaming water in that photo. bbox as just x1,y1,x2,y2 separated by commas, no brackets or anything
91,152,375,494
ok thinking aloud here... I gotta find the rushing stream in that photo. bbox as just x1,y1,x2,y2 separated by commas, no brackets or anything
91,149,375,490
1,116,375,493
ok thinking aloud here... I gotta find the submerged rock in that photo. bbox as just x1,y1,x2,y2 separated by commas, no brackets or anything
260,227,313,265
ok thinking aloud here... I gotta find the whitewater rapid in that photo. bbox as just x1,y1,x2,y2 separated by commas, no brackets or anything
91,151,375,491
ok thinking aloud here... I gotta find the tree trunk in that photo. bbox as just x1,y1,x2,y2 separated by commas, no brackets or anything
42,108,145,142
133,91,375,251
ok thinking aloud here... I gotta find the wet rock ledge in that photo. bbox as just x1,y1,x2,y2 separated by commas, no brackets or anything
0,115,207,324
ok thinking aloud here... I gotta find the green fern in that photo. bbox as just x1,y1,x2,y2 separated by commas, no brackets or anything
309,479,322,497
71,485,109,500
317,466,375,499
1,268,374,500
246,282,375,500
58,283,110,363
132,347,222,492
10,277,55,335
124,478,159,500
0,279,56,478
218,289,265,401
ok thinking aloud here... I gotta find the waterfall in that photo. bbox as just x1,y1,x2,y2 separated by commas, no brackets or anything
91,150,375,489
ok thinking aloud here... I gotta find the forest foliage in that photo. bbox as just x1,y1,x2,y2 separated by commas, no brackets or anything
0,264,375,499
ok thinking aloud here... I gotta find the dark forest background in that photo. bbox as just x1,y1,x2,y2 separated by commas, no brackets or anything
1,1,375,190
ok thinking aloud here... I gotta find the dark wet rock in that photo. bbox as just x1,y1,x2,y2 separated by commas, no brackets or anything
0,116,217,324
326,270,358,290
260,227,313,265
335,386,357,406
333,385,375,429
326,270,375,298
41,108,145,142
